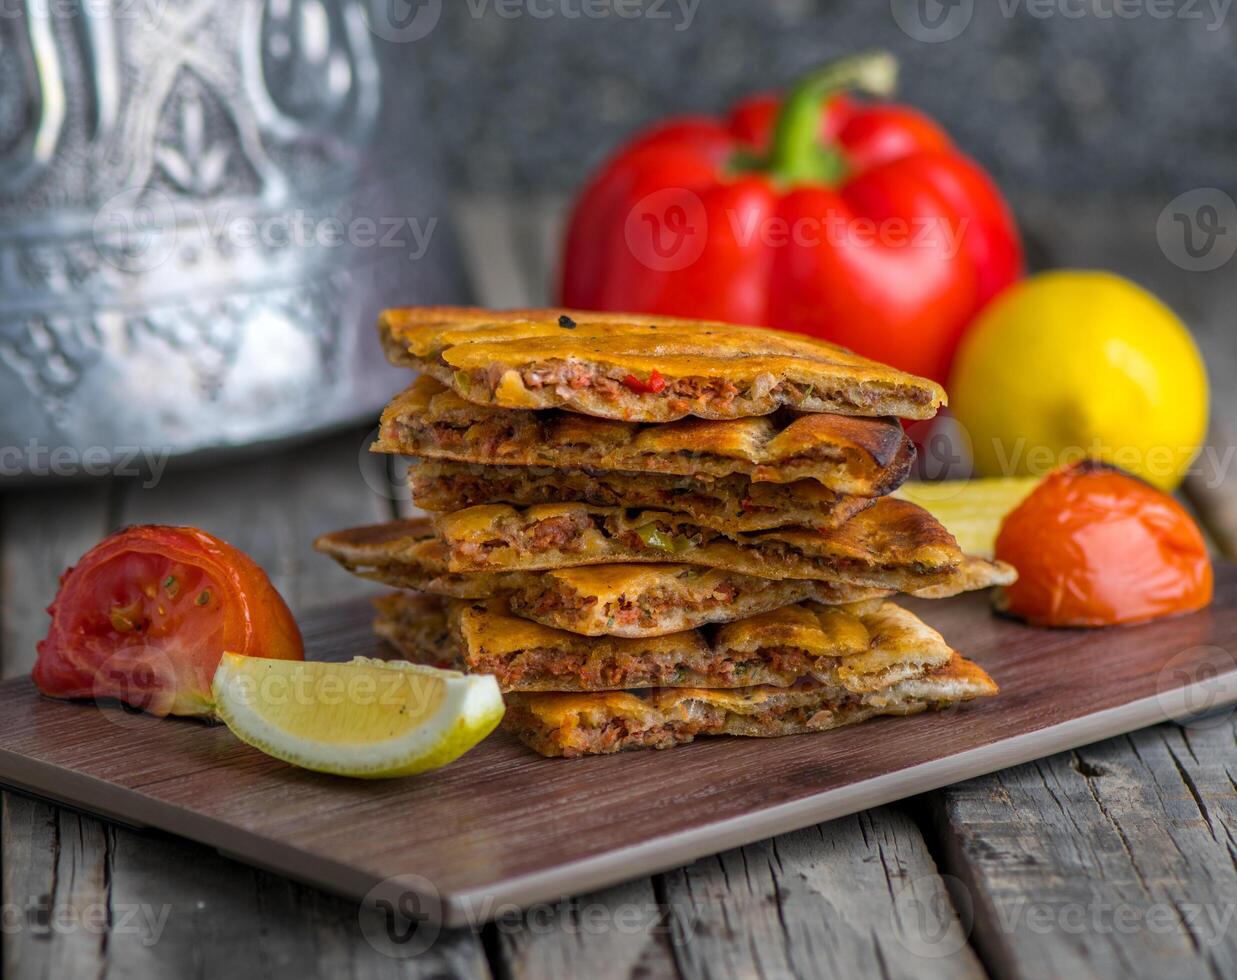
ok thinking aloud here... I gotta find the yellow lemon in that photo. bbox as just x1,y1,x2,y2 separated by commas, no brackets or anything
949,271,1208,491
895,476,1041,558
212,655,504,778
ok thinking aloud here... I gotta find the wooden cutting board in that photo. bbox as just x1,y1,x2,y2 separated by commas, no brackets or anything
2,565,1236,927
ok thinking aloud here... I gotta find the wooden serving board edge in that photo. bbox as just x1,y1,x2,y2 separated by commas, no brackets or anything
437,678,1237,924
4,674,1236,926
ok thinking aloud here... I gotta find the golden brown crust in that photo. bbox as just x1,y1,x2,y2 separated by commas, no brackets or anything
371,593,459,670
376,376,917,496
509,565,889,637
315,519,1016,606
376,593,962,695
503,652,996,757
314,520,526,598
378,306,945,422
433,497,963,591
409,460,875,532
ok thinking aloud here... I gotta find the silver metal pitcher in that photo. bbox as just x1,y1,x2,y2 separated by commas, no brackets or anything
0,0,464,479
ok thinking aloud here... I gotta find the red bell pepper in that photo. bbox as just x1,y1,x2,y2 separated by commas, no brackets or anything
559,52,1023,384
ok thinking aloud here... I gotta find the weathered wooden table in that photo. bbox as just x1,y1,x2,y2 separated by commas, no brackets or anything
3,199,1236,979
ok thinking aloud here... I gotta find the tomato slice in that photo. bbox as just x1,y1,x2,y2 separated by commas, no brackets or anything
34,526,303,717
994,462,1212,627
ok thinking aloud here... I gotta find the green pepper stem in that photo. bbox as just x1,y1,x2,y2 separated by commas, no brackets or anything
767,51,899,186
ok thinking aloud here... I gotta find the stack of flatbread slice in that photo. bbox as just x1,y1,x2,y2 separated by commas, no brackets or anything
316,307,1015,757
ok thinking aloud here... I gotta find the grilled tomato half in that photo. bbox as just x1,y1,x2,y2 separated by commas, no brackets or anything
33,526,303,717
994,462,1212,627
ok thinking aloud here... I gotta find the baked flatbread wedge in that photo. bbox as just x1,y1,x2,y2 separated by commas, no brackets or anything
314,519,1016,608
376,376,916,496
410,460,874,533
505,563,879,636
503,655,997,756
376,593,959,694
372,593,455,669
434,498,970,591
315,520,524,599
378,306,945,422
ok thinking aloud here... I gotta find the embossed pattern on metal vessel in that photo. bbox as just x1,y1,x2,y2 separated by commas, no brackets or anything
0,0,463,476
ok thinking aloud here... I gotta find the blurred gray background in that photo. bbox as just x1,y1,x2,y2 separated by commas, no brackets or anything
396,0,1234,201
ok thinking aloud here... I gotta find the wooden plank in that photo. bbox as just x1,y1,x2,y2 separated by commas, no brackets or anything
662,807,987,980
1,572,1235,927
2,793,113,979
1,792,490,978
0,486,114,975
930,717,1237,980
493,877,678,980
0,484,112,678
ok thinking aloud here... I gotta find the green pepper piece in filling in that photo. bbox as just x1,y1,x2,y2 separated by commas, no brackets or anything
635,523,692,553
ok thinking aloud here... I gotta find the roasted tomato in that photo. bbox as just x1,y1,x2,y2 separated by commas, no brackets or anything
994,462,1212,627
34,526,303,717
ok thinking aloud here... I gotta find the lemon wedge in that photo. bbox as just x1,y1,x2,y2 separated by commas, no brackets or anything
895,476,1041,558
211,655,504,778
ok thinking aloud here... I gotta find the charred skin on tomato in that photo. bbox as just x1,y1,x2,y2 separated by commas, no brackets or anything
994,462,1212,627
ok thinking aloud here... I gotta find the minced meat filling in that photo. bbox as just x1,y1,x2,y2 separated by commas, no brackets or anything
506,692,873,756
518,581,742,627
472,641,826,690
497,362,930,413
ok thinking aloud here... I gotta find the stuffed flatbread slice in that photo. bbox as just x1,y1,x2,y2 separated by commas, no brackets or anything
376,593,962,695
434,498,967,591
409,460,874,532
378,306,945,422
503,655,997,757
376,376,916,496
314,519,1016,607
